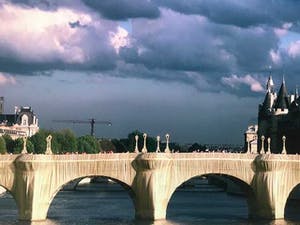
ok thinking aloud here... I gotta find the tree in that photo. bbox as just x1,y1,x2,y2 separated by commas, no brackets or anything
99,139,116,152
2,134,14,154
111,139,127,153
12,138,23,154
188,143,207,152
29,130,48,154
26,139,34,153
0,136,7,154
51,131,64,154
60,129,77,153
77,135,100,153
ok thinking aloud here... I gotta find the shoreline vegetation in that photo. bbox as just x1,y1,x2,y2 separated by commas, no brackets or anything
0,129,243,154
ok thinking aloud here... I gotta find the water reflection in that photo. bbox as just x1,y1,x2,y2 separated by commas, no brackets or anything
13,218,299,225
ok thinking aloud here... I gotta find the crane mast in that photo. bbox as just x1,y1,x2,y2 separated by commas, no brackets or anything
53,118,112,136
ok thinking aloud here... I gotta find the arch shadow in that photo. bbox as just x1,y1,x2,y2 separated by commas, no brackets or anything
285,183,300,221
0,185,18,221
167,173,255,220
47,175,136,221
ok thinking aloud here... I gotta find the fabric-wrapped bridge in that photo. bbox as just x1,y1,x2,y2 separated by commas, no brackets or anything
0,152,299,221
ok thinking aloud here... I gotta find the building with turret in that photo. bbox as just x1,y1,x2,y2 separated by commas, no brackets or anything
246,76,300,154
0,97,39,139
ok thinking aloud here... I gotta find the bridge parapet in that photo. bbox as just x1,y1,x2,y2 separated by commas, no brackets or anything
253,154,300,172
132,153,171,171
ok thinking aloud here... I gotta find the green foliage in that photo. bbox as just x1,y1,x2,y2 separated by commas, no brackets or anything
2,134,14,154
0,129,188,154
20,129,78,154
60,129,77,153
29,130,47,154
188,143,207,152
111,139,127,153
0,136,7,154
12,138,23,154
99,139,116,152
77,135,100,153
26,139,34,153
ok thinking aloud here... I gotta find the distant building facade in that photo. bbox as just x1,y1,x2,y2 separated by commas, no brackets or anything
246,76,300,154
0,98,39,139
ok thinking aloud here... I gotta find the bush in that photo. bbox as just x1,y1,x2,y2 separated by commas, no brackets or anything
0,136,7,154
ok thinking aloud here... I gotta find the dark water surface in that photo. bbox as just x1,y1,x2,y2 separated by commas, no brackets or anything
0,181,299,225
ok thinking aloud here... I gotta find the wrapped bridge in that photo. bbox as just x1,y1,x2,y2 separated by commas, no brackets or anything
0,152,300,221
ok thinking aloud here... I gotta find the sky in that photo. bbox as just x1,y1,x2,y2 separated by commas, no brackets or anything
1,0,300,145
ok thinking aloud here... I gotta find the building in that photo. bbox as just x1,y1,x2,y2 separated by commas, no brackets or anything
247,75,300,154
0,98,39,139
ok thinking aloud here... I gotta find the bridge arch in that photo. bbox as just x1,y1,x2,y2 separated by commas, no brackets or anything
0,186,19,220
166,173,255,220
46,175,136,220
284,183,300,220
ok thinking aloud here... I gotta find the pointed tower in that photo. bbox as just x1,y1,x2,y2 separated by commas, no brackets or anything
274,76,289,115
266,75,274,93
258,74,277,153
259,75,276,117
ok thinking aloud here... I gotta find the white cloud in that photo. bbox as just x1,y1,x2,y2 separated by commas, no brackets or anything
0,73,16,85
221,74,264,92
287,40,300,58
0,2,119,68
270,49,281,65
109,26,131,54
0,3,93,63
274,23,292,37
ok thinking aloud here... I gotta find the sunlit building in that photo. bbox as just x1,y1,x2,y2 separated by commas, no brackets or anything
245,76,300,154
0,97,39,139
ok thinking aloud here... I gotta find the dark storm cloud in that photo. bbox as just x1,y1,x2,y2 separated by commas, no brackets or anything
2,0,300,97
120,10,235,73
154,0,300,29
82,0,160,20
120,9,277,77
10,0,161,20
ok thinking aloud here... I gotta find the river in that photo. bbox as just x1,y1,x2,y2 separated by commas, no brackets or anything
0,179,299,225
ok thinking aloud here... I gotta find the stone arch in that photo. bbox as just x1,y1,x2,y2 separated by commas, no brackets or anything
284,182,300,219
0,185,19,219
166,173,255,219
46,175,136,220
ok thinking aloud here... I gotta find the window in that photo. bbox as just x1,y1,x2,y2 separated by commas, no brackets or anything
22,115,28,126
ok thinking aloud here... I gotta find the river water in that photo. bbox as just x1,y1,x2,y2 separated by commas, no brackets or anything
0,179,299,225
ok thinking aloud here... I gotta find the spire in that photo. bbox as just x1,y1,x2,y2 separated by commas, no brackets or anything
266,75,274,93
274,76,289,110
261,91,273,113
295,85,299,99
266,66,274,93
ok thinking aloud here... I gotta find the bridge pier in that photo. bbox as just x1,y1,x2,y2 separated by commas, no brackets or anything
250,156,293,219
132,153,173,220
249,172,285,219
14,155,51,221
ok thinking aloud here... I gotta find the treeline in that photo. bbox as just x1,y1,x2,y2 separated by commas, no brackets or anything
0,129,207,154
0,129,100,154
